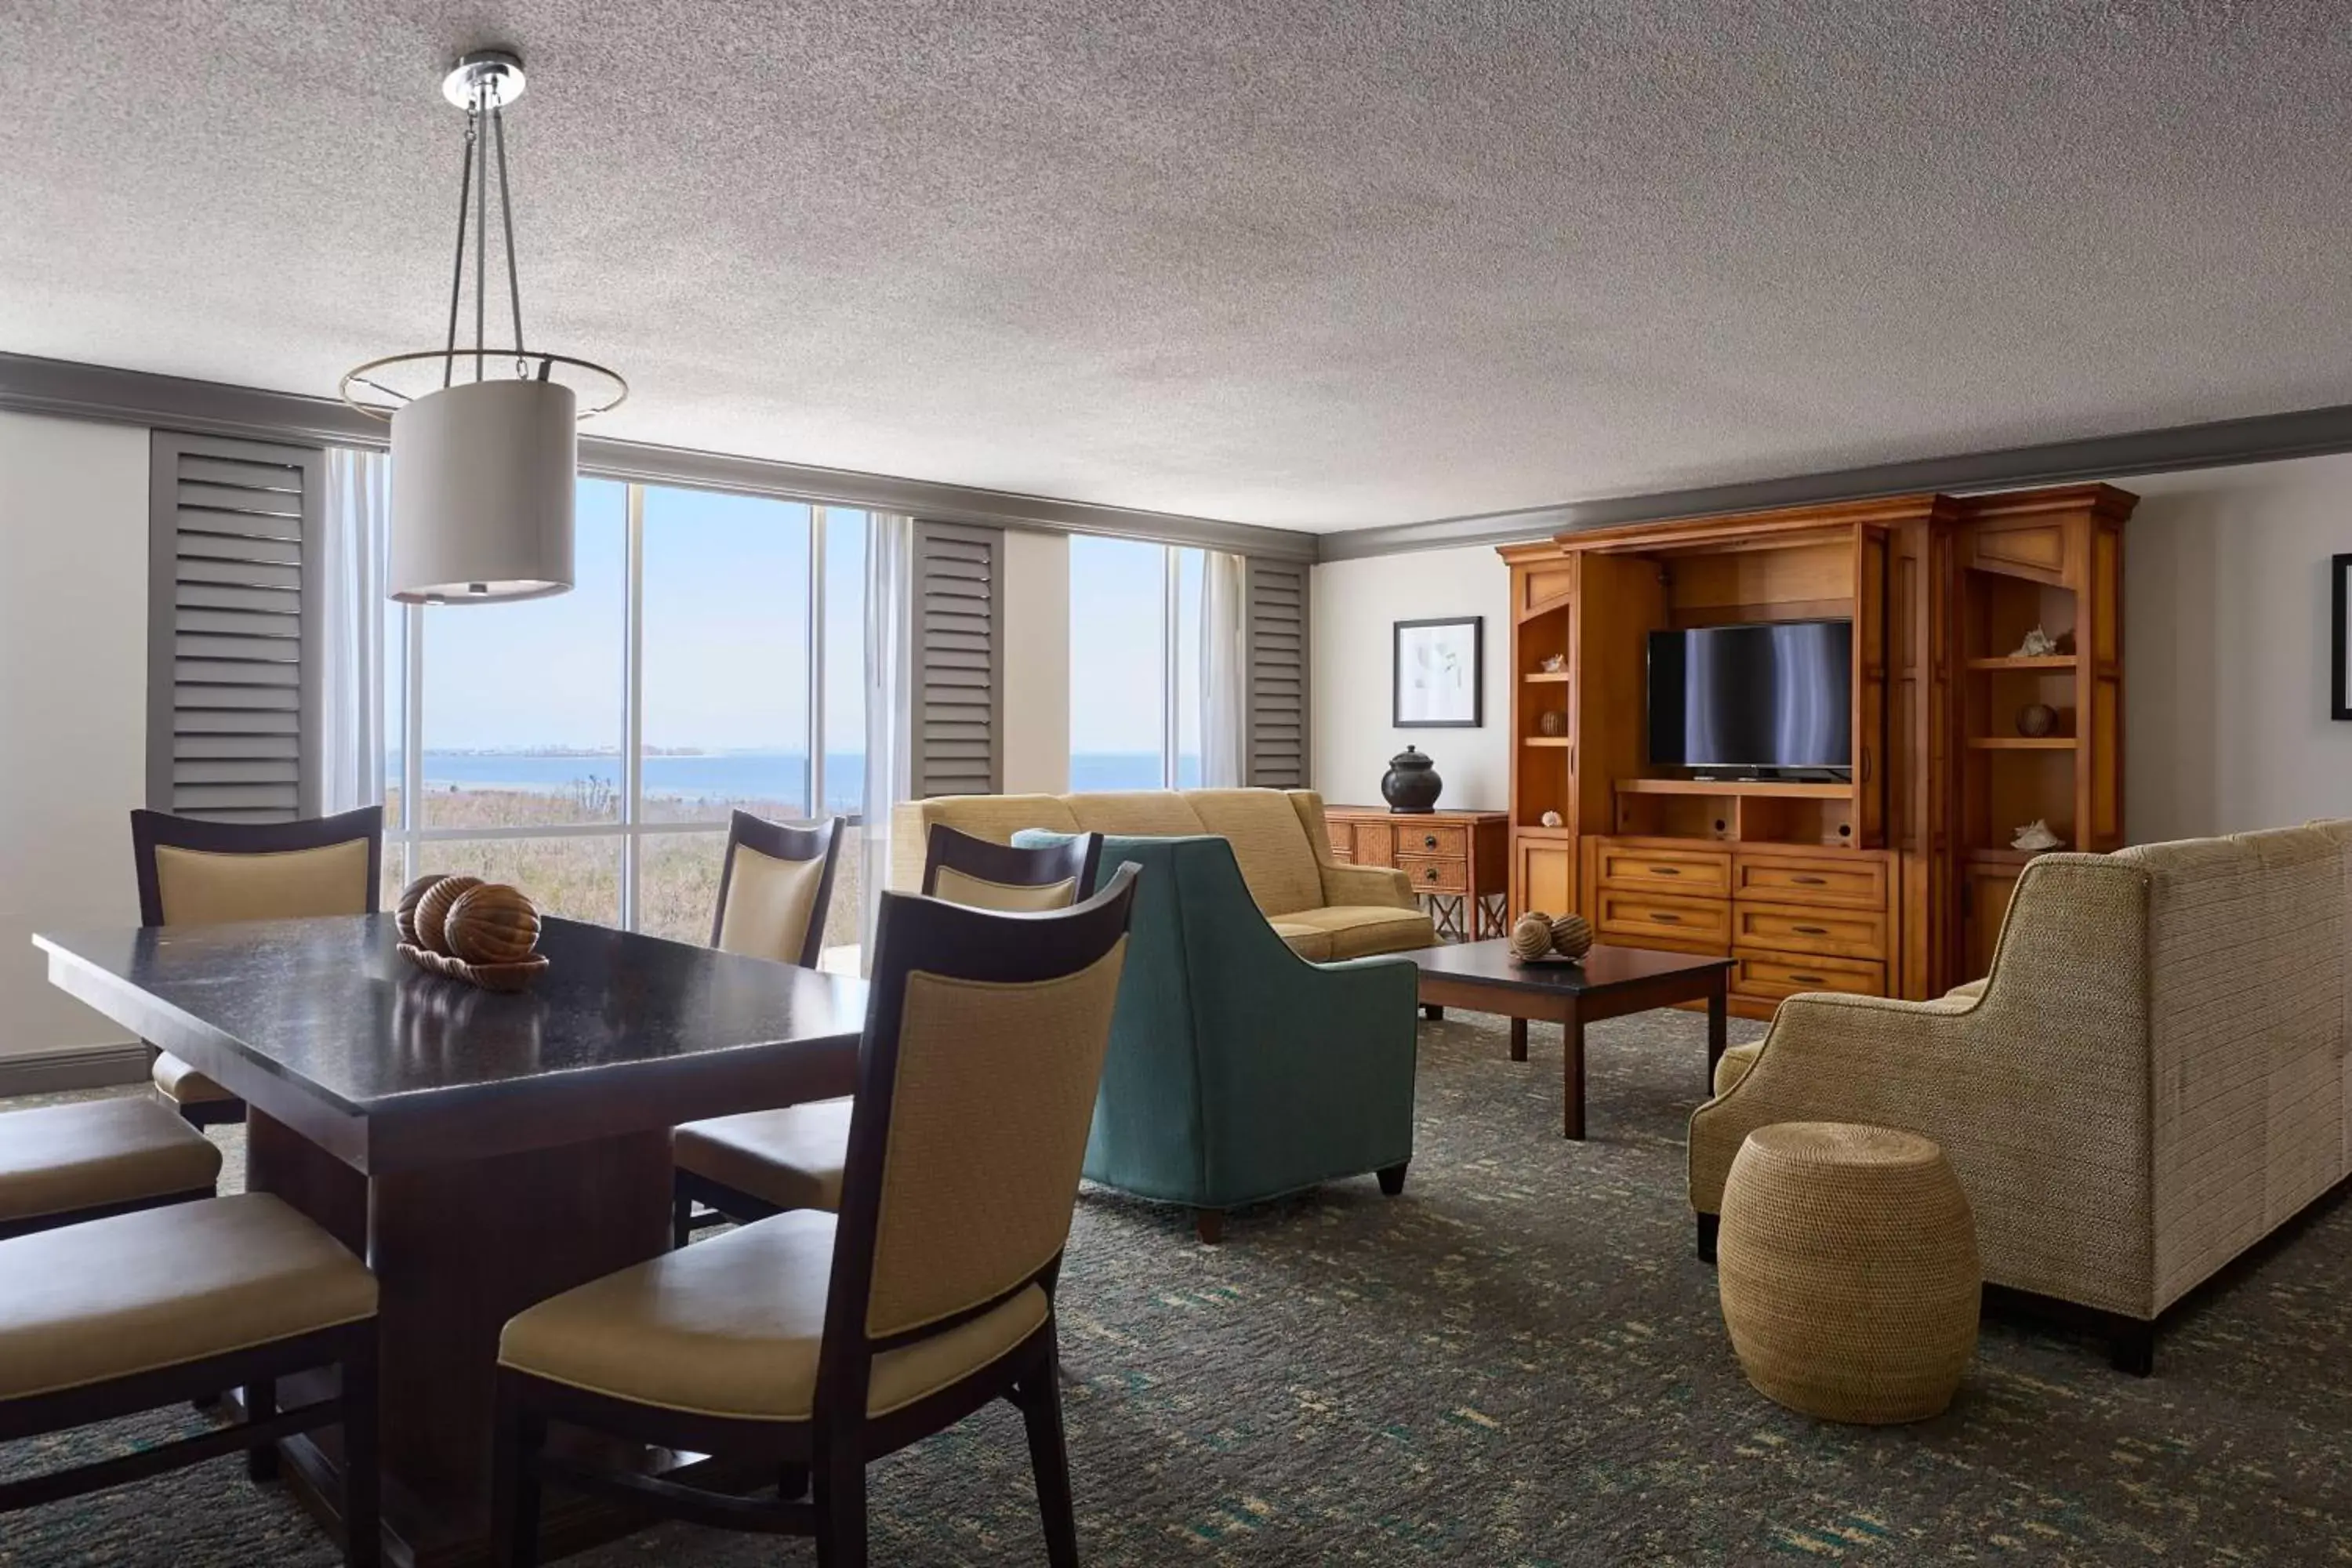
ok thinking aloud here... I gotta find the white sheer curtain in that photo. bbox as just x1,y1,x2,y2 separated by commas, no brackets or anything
1200,550,1247,787
860,513,915,964
320,448,390,812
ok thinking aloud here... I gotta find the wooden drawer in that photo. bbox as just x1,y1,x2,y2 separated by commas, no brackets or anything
1733,950,1886,1003
1326,820,1355,857
1732,901,1888,962
1597,843,1732,898
1596,887,1731,946
1397,854,1468,895
1733,851,1887,909
1396,823,1466,859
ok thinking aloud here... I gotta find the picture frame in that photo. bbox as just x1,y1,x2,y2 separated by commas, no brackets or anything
1393,616,1483,728
2335,554,2351,722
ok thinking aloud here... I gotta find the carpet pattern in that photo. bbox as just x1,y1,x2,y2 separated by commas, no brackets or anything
9,1008,2352,1566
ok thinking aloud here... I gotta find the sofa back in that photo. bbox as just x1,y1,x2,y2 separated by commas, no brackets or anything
2108,820,2352,1309
893,788,1334,918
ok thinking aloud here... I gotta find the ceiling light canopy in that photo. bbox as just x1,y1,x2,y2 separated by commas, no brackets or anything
340,49,626,604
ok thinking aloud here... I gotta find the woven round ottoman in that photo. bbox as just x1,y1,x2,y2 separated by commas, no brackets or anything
1717,1121,1980,1424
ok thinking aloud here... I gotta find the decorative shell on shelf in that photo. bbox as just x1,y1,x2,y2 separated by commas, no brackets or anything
2009,623,2060,659
2010,818,2063,852
1539,809,1563,828
1548,911,1595,960
1538,653,1567,673
444,884,543,965
394,873,446,947
1510,912,1556,961
412,875,484,956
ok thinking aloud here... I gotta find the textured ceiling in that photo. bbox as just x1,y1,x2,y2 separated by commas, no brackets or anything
4,2,2351,532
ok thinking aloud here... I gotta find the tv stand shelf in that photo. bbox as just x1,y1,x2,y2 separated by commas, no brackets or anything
1617,779,1852,800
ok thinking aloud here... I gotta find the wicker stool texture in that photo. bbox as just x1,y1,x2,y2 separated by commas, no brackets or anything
1717,1121,1980,1424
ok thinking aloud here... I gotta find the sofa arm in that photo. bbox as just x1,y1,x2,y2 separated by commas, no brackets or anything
1319,861,1416,909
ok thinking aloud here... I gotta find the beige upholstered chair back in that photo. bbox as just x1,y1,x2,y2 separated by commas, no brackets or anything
151,840,373,926
862,938,1129,1340
714,846,829,961
928,866,1079,911
2112,820,2352,1305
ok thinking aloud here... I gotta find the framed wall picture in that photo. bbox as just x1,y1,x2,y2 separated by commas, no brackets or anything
1393,616,1483,728
2335,554,2351,721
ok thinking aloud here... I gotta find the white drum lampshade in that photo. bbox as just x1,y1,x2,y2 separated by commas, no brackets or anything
389,378,578,603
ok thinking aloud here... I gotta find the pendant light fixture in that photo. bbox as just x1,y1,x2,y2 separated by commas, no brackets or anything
339,49,626,604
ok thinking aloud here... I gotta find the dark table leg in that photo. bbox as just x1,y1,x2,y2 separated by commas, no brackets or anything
1561,1000,1586,1141
1509,1016,1528,1063
1705,974,1728,1086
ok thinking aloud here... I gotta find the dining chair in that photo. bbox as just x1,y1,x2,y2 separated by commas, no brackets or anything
0,1095,223,1243
495,865,1142,1568
131,806,384,1127
710,810,847,968
668,825,1102,1248
0,1192,382,1566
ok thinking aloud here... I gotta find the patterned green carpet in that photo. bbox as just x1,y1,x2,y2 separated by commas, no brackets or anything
9,1008,2352,1566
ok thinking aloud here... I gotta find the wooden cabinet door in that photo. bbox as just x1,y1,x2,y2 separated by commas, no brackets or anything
1515,837,1575,918
1963,863,2020,980
1853,525,1887,849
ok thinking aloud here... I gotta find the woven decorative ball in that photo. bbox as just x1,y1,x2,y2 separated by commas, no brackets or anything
394,873,448,947
444,883,542,965
1510,912,1556,961
412,875,483,956
1718,1122,1980,1424
1548,911,1594,960
2016,702,2058,739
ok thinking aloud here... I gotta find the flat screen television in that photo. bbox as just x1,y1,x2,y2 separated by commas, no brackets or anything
1647,619,1853,773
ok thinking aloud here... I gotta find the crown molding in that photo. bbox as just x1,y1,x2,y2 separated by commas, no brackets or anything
1312,402,2352,561
0,351,1320,562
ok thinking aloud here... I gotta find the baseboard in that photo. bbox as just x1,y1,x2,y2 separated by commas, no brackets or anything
0,1042,151,1098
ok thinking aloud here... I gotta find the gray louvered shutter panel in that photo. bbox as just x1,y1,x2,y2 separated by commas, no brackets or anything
909,520,1004,797
147,431,324,822
1243,557,1309,788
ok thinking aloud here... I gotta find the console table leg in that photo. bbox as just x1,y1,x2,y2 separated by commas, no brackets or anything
1508,1016,1528,1062
1561,1005,1585,1140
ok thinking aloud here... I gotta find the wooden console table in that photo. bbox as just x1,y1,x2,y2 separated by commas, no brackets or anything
1324,806,1509,942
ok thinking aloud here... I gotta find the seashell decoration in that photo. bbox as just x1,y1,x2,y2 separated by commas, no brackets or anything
1548,911,1595,960
1510,912,1556,961
2010,819,2063,852
1540,809,1563,828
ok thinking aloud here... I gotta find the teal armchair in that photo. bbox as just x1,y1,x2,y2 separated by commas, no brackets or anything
1016,832,1419,1243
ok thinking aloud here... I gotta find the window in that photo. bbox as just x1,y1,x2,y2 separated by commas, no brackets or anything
381,476,869,951
1069,536,1205,789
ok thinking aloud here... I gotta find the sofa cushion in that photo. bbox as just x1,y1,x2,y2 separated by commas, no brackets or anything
1270,921,1337,962
1273,904,1436,960
1060,792,1209,839
1179,790,1328,917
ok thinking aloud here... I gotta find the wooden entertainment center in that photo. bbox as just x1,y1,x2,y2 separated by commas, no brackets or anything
1499,484,2130,1020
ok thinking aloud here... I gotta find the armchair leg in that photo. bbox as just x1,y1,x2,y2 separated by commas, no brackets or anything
1695,1212,1719,1265
1421,1004,1444,1021
2109,1319,2155,1377
1377,1162,1408,1197
1192,1209,1224,1245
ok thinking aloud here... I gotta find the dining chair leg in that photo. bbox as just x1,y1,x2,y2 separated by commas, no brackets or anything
1015,1342,1081,1568
245,1376,280,1481
341,1330,383,1568
814,1448,868,1568
779,1461,810,1500
671,1192,695,1250
491,1373,546,1568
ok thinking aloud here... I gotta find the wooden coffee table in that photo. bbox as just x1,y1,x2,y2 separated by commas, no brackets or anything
1406,939,1732,1139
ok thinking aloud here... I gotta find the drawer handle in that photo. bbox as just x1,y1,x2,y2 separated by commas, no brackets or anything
1790,974,1826,984
1650,912,1680,924
1650,866,1680,876
1793,924,1830,936
1791,875,1827,886
1425,867,1440,881
1423,834,1438,849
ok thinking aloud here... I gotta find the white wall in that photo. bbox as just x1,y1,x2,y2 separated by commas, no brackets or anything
1001,528,1071,794
1308,455,2352,838
0,412,149,1058
2122,454,2352,841
1311,545,1513,811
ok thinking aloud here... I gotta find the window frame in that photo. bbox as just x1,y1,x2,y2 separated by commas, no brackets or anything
383,481,863,934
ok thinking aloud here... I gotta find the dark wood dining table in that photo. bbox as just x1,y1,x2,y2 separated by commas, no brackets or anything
35,912,866,1568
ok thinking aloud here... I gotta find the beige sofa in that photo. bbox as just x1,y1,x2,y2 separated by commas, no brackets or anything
890,789,1437,960
1690,821,2352,1372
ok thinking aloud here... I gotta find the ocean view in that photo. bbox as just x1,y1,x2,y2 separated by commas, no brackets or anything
391,749,1200,810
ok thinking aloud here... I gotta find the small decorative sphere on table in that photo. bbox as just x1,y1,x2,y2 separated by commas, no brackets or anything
1510,913,1555,961
413,875,484,956
445,884,543,965
1547,911,1593,960
395,873,447,947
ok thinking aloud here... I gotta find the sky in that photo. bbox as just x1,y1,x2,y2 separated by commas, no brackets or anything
397,479,1186,757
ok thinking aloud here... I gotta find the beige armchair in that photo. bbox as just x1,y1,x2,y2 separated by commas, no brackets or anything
1690,822,2352,1374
